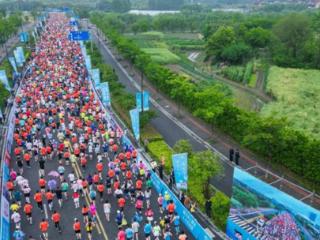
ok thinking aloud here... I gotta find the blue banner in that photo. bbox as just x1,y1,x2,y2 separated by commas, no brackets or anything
0,70,10,90
227,168,320,240
99,82,111,107
68,31,90,41
19,32,29,43
130,109,140,141
172,153,188,189
17,47,25,64
150,171,212,240
91,69,100,86
8,57,17,73
85,55,91,70
14,50,22,67
136,91,150,112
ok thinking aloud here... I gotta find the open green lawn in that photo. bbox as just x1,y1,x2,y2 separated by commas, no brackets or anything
261,66,320,138
142,48,181,64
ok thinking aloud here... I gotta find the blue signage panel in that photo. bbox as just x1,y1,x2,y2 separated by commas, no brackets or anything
136,91,150,112
17,47,25,64
99,82,111,107
91,69,100,86
68,31,90,41
130,109,140,141
172,153,188,189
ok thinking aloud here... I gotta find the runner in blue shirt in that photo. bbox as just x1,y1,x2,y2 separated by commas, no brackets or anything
143,221,152,240
172,213,180,234
125,226,134,240
163,228,173,240
13,229,25,240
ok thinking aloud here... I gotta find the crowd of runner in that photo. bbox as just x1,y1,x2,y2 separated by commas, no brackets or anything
8,13,189,240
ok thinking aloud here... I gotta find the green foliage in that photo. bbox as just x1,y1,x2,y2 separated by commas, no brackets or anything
141,48,180,64
262,66,320,139
146,140,174,172
206,26,236,60
211,191,230,230
173,139,193,156
243,61,254,83
245,27,271,48
221,42,251,64
190,150,223,199
272,14,312,67
140,110,156,129
0,13,22,44
0,83,10,110
221,66,245,82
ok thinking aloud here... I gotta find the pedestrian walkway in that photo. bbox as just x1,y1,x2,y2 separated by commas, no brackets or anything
9,12,192,240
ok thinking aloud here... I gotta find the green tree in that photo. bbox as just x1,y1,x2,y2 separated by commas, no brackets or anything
131,18,150,34
211,191,230,230
245,27,271,48
173,139,193,156
206,26,236,60
193,85,232,126
221,42,251,64
273,14,311,59
111,0,131,13
190,150,223,199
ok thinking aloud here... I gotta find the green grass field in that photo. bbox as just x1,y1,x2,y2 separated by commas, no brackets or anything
261,66,320,138
142,48,181,64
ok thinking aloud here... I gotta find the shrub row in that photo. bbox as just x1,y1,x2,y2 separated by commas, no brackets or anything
91,13,320,189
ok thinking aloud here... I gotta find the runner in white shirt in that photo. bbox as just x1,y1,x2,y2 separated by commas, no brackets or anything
103,200,111,222
11,211,21,229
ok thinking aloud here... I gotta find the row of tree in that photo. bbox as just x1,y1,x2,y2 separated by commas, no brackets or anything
91,12,320,187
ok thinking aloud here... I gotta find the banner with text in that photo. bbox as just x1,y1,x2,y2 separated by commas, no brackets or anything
172,153,188,189
136,91,150,112
130,108,140,141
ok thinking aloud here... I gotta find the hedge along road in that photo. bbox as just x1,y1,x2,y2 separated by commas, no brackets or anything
9,13,194,240
89,24,235,197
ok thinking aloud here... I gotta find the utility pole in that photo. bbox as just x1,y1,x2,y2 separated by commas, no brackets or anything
141,71,144,112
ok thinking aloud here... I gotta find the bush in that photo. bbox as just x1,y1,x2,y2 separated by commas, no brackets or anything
221,66,244,82
211,191,230,230
146,140,174,173
243,61,254,84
